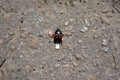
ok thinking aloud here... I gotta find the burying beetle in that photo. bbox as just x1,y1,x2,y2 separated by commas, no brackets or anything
53,28,63,49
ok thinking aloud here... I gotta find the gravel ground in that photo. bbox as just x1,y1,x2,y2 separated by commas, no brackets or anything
0,0,120,80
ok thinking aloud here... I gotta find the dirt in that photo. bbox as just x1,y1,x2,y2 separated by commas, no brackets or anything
0,0,120,80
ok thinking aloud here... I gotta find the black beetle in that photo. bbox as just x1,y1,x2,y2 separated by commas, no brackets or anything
53,28,63,45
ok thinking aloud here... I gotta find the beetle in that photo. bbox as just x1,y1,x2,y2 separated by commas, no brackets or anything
53,28,63,45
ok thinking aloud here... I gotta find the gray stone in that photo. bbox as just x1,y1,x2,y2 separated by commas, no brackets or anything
9,43,15,51
102,39,108,46
64,21,69,26
94,35,98,39
55,64,60,68
80,26,88,32
70,18,74,22
38,17,44,23
84,18,90,27
73,61,78,66
102,47,109,52
77,39,82,43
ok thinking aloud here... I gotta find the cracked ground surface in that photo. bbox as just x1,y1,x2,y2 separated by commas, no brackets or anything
0,0,120,80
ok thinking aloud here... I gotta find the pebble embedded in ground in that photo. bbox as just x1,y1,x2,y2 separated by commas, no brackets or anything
80,26,88,32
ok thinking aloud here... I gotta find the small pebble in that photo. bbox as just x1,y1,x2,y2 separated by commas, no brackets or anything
100,16,109,24
70,1,76,6
84,35,88,37
94,35,98,39
102,39,108,46
3,13,10,20
48,31,54,38
38,17,44,23
51,74,54,76
77,39,82,43
91,29,96,33
84,18,90,27
101,26,106,30
102,47,109,52
55,64,60,68
73,62,78,66
64,21,69,26
20,55,23,58
70,18,74,22
60,10,64,14
9,44,15,51
80,26,88,32
9,31,14,35
58,58,62,61
20,41,24,46
62,60,68,65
